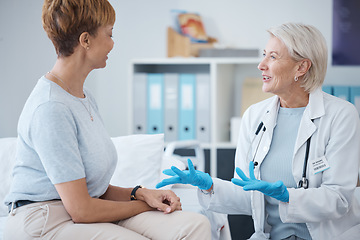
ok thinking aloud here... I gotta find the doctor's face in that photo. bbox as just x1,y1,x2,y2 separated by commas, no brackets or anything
258,36,299,97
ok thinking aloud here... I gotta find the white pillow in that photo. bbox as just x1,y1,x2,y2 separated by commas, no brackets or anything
110,134,164,189
0,138,17,217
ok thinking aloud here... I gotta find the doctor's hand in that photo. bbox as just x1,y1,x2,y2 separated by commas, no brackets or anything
231,161,289,202
156,159,213,190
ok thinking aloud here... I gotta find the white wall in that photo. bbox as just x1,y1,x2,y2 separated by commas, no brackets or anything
1,0,360,138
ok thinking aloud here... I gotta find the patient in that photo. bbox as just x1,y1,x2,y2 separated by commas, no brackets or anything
3,0,210,239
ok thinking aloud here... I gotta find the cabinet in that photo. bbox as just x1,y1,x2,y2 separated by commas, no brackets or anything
129,57,261,178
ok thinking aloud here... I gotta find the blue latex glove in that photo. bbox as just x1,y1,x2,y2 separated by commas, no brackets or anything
156,159,213,190
231,161,289,202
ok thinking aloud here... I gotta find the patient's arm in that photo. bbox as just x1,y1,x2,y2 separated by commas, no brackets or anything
55,178,154,223
100,184,134,201
101,184,182,214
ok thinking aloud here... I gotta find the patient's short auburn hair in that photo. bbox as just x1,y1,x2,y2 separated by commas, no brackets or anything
42,0,115,57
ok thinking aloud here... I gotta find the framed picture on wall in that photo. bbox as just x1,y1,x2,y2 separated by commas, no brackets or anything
332,0,360,66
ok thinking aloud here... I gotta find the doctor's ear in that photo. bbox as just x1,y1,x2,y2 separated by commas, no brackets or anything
297,59,312,77
79,32,91,50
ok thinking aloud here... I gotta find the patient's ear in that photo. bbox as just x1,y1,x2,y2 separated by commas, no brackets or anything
79,32,90,50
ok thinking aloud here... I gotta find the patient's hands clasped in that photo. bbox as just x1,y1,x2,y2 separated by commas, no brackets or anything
156,159,213,190
136,188,182,213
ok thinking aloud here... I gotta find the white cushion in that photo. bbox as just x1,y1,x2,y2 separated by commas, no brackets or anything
0,138,17,217
110,134,164,189
0,134,164,217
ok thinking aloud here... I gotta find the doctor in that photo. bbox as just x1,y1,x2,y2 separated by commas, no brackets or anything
157,22,360,239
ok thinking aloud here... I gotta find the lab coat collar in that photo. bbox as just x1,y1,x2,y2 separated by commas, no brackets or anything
253,96,279,168
295,87,324,154
260,88,325,155
261,96,280,134
307,87,325,120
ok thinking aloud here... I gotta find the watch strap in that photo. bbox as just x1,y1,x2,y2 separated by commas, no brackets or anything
130,185,143,200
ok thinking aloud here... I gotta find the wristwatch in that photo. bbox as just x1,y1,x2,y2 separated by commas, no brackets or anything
130,185,144,200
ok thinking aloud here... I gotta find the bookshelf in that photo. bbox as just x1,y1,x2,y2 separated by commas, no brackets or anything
129,57,262,177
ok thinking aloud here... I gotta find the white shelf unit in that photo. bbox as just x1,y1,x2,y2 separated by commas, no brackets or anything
129,57,262,177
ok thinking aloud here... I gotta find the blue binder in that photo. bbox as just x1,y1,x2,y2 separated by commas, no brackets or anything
350,86,360,115
178,74,196,140
333,86,350,101
322,85,333,95
147,73,164,134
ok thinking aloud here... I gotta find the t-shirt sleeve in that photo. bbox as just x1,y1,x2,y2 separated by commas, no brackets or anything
29,101,86,184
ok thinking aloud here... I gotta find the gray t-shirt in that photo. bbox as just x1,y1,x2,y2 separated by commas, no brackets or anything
4,76,117,206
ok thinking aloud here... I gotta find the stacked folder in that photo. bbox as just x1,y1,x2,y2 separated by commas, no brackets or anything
133,72,211,142
322,85,360,115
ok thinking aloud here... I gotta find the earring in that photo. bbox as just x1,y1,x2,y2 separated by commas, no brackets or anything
294,76,299,82
86,47,90,50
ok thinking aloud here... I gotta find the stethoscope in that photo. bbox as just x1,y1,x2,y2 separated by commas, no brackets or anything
247,121,313,189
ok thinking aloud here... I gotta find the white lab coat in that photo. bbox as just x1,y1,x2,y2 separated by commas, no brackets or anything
198,88,360,240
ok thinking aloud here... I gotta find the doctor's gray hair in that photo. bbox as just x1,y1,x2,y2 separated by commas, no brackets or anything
267,23,328,93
